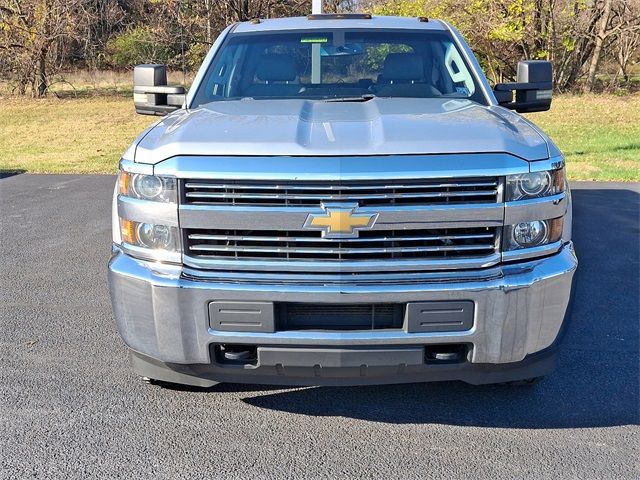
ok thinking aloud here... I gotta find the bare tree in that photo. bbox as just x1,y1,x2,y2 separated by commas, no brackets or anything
365,0,639,92
0,0,94,96
610,0,640,86
1,0,636,95
584,0,613,92
584,0,640,92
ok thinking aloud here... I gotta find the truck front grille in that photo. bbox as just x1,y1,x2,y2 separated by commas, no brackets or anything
179,176,502,275
182,178,499,207
184,227,498,262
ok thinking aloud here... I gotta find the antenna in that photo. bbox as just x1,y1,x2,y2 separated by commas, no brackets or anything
179,0,185,84
310,0,322,84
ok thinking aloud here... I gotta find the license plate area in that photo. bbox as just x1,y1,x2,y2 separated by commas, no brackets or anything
258,346,425,368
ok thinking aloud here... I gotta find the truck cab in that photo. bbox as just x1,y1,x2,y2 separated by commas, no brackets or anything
109,15,577,387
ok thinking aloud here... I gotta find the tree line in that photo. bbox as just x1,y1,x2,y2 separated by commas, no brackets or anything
0,0,637,97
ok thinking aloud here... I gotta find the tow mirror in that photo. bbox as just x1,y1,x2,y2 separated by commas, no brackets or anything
493,60,552,113
133,64,186,116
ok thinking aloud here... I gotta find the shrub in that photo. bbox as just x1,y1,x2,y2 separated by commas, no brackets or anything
185,43,210,71
106,27,173,68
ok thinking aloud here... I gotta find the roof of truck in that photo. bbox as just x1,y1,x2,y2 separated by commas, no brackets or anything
233,15,448,34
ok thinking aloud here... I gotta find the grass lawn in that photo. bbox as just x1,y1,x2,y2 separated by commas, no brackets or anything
0,96,154,174
0,93,638,180
529,94,639,181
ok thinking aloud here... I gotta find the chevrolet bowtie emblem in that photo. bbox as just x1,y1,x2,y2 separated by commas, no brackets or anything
303,203,378,239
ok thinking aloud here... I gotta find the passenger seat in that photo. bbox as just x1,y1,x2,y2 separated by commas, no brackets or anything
375,53,441,98
244,54,302,98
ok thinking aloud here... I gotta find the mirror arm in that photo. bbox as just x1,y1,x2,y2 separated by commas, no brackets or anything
494,81,553,92
133,85,185,95
496,99,551,112
134,104,181,116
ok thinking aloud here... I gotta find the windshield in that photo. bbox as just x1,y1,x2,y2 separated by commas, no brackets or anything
191,29,486,107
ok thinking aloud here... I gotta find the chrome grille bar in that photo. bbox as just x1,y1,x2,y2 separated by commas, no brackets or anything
182,253,502,273
181,265,504,285
187,233,495,243
185,190,498,201
182,177,500,207
183,226,500,267
188,244,495,255
184,181,499,191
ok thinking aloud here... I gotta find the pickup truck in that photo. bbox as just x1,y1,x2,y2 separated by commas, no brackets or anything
108,14,577,387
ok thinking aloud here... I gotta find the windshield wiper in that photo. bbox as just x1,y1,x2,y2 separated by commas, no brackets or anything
323,94,376,103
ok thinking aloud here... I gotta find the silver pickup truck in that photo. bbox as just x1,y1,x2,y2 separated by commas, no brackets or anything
108,14,577,387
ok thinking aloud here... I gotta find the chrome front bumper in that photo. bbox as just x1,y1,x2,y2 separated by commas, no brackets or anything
109,243,577,382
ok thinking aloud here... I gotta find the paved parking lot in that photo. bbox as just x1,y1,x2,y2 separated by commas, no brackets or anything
0,175,638,479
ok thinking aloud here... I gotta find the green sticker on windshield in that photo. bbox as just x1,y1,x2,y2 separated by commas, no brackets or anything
301,37,328,43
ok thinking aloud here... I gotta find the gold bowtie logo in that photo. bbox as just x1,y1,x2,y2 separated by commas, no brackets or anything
303,203,378,239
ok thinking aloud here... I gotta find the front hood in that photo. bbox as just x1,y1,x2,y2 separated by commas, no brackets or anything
135,98,549,163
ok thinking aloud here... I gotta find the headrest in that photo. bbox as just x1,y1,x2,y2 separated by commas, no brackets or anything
383,53,424,82
255,54,297,82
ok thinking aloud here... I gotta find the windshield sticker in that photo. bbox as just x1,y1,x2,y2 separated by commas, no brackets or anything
456,87,470,95
301,37,329,43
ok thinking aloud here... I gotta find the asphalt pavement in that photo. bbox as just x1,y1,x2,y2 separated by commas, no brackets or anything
0,174,638,479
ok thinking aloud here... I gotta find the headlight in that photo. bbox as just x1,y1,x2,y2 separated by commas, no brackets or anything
519,171,550,196
503,218,563,250
120,219,180,253
119,171,176,203
506,168,565,201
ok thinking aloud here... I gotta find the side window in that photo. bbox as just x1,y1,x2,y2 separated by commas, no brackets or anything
444,42,475,96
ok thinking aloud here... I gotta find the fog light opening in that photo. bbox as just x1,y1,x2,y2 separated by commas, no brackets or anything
215,345,258,366
424,344,470,364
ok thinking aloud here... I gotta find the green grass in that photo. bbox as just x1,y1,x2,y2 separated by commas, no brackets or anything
0,93,638,180
0,97,155,174
526,94,640,181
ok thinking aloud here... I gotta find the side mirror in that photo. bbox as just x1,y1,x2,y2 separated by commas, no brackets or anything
133,64,186,116
493,60,552,113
